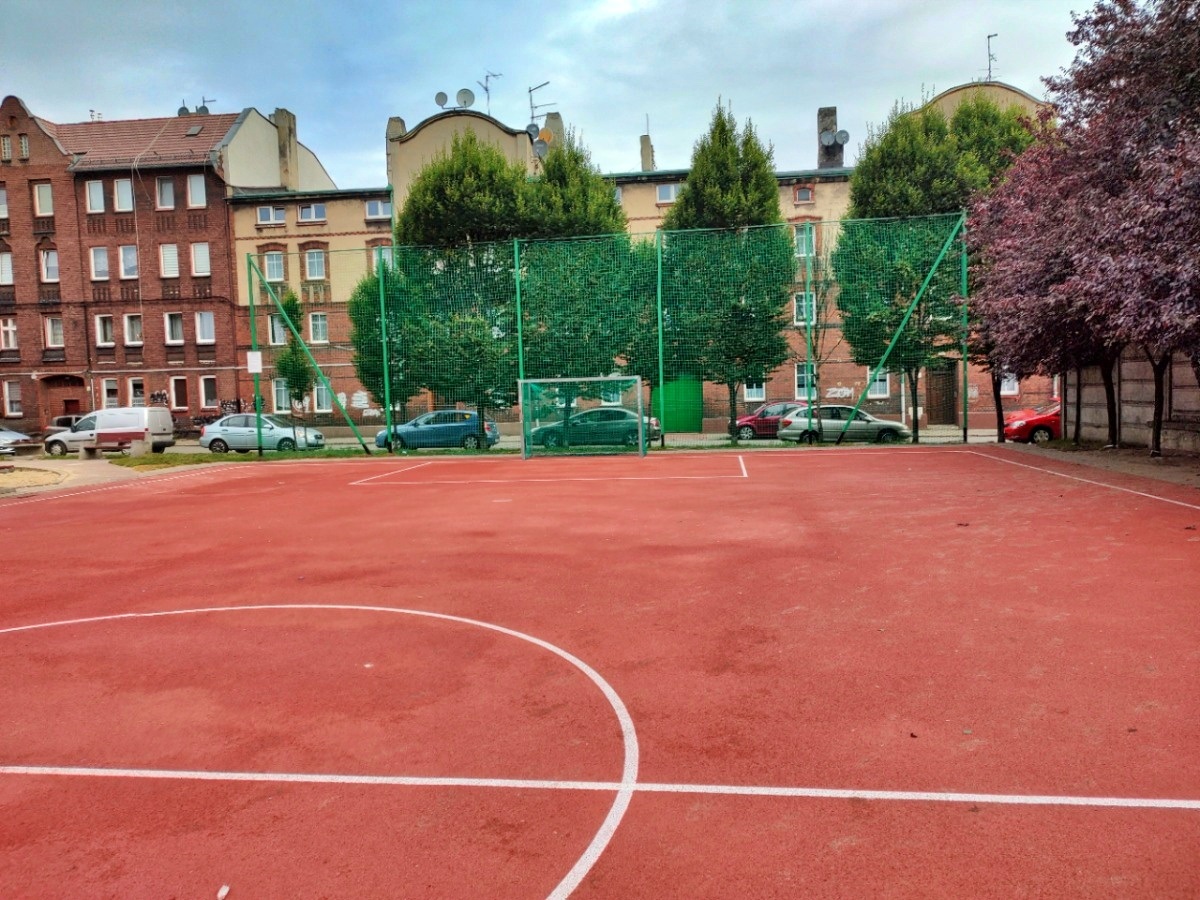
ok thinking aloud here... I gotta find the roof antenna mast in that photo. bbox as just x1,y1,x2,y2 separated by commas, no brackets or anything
987,33,998,81
477,71,501,116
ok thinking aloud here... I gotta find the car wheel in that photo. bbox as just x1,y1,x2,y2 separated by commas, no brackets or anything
877,430,899,444
46,441,68,456
277,438,296,452
461,434,482,450
800,431,817,446
1030,426,1053,444
543,432,562,449
393,437,406,450
208,439,229,454
737,425,757,441
235,449,250,454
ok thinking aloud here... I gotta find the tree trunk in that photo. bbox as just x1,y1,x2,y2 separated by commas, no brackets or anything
907,368,921,444
727,382,739,445
1099,353,1119,448
991,372,1006,442
1190,349,1200,390
1072,367,1083,445
1145,348,1171,458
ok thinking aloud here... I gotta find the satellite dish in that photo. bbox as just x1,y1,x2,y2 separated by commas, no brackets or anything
177,106,190,117
197,105,210,116
820,130,836,147
525,123,540,139
456,88,475,108
435,92,448,108
533,139,549,159
537,127,554,143
834,130,850,145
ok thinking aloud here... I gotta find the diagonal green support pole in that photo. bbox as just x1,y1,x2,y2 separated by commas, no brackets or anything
961,220,970,444
377,247,393,452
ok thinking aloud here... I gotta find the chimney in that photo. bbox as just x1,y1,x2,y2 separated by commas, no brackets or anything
817,106,844,169
640,133,655,172
273,108,299,190
544,112,565,146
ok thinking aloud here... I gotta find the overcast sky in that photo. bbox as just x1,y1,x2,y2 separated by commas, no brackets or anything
1,0,1085,188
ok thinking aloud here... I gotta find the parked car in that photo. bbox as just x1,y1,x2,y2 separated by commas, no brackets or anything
375,410,499,450
42,414,85,438
731,401,807,441
778,405,912,444
0,427,33,456
1004,400,1062,444
43,407,176,455
530,407,662,448
199,414,324,453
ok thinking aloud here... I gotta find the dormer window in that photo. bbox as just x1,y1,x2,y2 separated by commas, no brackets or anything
299,203,326,222
257,206,285,225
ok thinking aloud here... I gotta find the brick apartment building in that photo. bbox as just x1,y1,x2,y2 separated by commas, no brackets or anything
0,95,333,435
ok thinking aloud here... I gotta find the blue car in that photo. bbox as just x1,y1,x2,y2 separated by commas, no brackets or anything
375,410,500,450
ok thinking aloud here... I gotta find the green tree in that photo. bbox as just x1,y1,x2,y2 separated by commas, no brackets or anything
272,289,317,442
659,101,794,442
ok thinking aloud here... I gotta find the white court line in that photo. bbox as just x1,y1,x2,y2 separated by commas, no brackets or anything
348,460,434,485
0,465,248,508
2,765,1196,811
971,450,1200,512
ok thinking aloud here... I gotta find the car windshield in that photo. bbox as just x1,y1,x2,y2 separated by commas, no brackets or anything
1035,402,1061,415
264,416,294,429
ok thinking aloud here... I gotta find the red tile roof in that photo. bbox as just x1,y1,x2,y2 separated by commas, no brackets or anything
41,113,240,170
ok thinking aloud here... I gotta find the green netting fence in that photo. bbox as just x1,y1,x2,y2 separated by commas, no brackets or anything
245,213,966,451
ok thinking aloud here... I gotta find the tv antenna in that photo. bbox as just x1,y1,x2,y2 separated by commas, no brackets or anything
477,71,501,116
987,33,998,81
528,80,555,123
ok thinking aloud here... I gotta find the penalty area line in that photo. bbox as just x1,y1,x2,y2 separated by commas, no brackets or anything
3,765,1196,810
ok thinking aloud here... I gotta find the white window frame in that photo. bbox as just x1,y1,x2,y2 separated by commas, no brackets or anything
128,377,145,407
159,243,180,279
164,312,185,345
257,206,285,225
113,178,133,212
309,312,328,344
90,247,109,281
744,380,766,403
656,183,682,204
191,242,211,276
86,180,105,213
867,368,890,399
119,244,138,279
0,251,14,285
186,174,206,208
364,199,391,220
34,183,54,216
0,316,17,350
264,251,284,282
95,314,115,347
102,378,120,408
18,135,29,159
44,316,64,349
613,186,623,204
795,362,816,400
298,202,326,222
304,249,325,280
3,379,21,416
793,291,816,326
313,380,333,413
123,313,143,346
794,185,814,204
40,249,59,282
794,224,815,259
195,311,215,345
0,186,7,218
268,314,288,346
169,376,189,411
1000,373,1020,396
200,375,219,409
0,136,10,161
156,177,175,209
273,378,290,413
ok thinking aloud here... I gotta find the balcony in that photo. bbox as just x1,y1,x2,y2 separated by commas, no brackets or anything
119,283,140,302
0,285,15,305
38,285,61,304
155,215,176,232
41,348,66,363
0,216,9,236
91,285,112,302
187,212,208,230
33,216,55,234
192,278,212,299
0,348,19,364
86,217,107,235
301,281,329,304
115,216,135,234
161,281,181,300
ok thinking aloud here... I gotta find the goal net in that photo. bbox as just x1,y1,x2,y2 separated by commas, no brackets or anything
519,376,652,458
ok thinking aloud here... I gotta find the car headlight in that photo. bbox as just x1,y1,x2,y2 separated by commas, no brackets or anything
1009,419,1027,428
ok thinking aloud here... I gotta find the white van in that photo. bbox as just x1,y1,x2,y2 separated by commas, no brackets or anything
43,406,175,455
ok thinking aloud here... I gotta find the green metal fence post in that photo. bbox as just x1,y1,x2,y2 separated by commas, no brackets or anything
655,230,666,441
246,254,264,457
514,238,525,382
960,216,970,444
804,222,816,432
377,247,393,452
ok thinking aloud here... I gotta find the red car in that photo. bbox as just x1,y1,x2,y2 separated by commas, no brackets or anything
1004,400,1062,443
731,401,806,440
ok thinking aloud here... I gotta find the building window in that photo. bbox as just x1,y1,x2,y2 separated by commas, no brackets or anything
119,245,138,279
794,224,815,259
124,313,143,345
304,249,325,280
159,243,179,278
257,206,285,225
3,380,21,416
0,251,13,285
187,174,206,208
0,186,7,219
744,380,766,403
793,185,814,203
200,375,218,408
867,368,890,399
34,183,54,216
364,199,391,219
90,247,109,280
195,311,215,344
165,312,185,345
95,314,115,346
656,183,682,204
0,137,10,161
128,377,145,407
18,135,29,159
273,378,289,412
795,362,816,400
309,312,328,343
102,378,119,408
268,314,287,345
313,380,333,413
191,242,211,276
40,249,59,282
299,203,326,222
114,178,133,212
170,376,189,410
613,186,622,204
0,316,17,350
44,316,64,348
156,177,175,209
86,180,105,213
793,292,816,325
1000,373,1020,396
264,251,284,282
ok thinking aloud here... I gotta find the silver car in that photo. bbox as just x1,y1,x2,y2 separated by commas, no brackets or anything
199,414,325,453
777,405,911,444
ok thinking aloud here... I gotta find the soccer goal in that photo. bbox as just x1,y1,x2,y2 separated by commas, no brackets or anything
519,376,653,458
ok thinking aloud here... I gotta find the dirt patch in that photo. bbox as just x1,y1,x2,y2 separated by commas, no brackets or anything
0,466,66,493
1012,443,1200,490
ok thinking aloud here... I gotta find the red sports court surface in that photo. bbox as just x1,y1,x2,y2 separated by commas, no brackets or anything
1,447,1198,898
